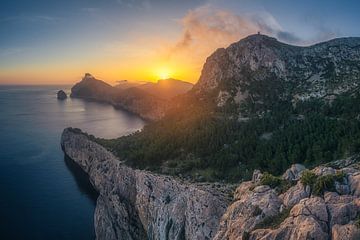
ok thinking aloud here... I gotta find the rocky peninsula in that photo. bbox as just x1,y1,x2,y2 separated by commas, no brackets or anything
61,34,360,239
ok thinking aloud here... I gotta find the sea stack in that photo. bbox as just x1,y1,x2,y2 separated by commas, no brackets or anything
57,90,67,100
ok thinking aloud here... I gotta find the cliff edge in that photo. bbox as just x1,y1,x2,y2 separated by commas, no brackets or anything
61,128,231,240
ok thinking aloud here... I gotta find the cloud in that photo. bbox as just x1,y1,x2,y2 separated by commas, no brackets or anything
0,48,27,57
0,15,59,23
116,0,152,10
163,5,303,73
172,5,302,55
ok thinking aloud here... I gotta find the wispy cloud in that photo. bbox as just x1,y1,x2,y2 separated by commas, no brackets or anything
0,48,28,57
0,15,60,23
116,0,152,10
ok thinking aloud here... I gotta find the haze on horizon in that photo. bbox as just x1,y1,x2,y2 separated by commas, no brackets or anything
1,0,360,85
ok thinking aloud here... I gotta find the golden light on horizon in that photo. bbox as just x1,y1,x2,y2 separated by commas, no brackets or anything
156,67,172,80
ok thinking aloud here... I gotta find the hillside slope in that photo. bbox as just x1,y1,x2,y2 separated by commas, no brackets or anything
99,34,360,183
71,73,168,121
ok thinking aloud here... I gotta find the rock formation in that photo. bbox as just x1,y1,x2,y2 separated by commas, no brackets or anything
61,128,231,240
70,73,169,121
71,74,193,121
194,34,360,117
214,165,360,240
57,90,67,100
61,128,360,240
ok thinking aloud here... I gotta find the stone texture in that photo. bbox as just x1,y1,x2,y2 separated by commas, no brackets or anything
332,223,360,240
282,164,306,181
61,128,230,240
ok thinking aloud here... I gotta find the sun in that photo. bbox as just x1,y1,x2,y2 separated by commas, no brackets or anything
157,67,171,80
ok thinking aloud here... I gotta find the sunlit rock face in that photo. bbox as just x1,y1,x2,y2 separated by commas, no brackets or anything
61,128,231,240
214,163,360,240
194,34,360,113
62,128,360,240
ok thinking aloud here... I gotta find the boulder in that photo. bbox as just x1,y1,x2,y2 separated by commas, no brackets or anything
282,164,306,181
332,224,360,240
280,181,310,208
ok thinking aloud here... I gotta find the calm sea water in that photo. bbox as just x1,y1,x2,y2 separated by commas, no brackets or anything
0,85,145,239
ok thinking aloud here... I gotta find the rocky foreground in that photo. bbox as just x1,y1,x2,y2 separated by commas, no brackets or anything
61,128,360,240
61,128,231,240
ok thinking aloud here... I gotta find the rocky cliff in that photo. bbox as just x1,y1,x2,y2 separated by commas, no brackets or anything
61,128,231,240
61,128,360,240
214,161,360,240
194,34,360,112
71,73,169,121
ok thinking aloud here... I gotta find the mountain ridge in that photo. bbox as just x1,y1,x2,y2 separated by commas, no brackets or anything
99,34,360,183
70,73,193,120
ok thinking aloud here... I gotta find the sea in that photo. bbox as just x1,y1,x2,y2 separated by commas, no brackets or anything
0,85,145,239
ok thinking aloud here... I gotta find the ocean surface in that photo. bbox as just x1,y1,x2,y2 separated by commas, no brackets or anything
0,85,145,239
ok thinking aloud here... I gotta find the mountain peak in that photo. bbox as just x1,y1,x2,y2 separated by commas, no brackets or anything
83,73,95,81
195,34,360,112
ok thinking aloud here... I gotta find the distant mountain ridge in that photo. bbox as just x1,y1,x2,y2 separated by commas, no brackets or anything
70,73,193,120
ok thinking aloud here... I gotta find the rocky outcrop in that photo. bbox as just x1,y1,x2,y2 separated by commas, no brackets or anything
57,90,67,100
215,163,360,240
61,128,230,240
61,127,360,239
194,34,360,115
71,73,169,121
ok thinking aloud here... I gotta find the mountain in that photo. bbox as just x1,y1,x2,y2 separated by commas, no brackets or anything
100,34,360,183
70,74,193,120
195,34,360,113
70,73,168,120
137,78,193,100
62,34,360,240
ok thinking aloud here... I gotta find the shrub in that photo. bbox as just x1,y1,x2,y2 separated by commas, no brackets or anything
313,174,336,196
254,208,291,230
300,170,317,186
260,173,283,188
334,171,346,183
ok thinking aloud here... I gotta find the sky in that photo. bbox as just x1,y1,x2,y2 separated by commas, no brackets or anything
1,0,360,85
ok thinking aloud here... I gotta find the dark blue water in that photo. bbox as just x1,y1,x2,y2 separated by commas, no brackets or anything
0,85,145,239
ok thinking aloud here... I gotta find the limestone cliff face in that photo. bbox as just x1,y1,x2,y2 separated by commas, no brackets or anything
61,127,360,240
194,34,360,113
215,161,360,240
61,128,230,240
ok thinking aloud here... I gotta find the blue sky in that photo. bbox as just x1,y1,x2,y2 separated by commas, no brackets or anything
1,0,360,84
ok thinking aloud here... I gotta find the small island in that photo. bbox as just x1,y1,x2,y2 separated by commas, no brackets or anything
57,90,67,100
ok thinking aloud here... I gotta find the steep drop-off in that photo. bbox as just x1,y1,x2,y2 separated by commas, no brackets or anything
61,128,231,240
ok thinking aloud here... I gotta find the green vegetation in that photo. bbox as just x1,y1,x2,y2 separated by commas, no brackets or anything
97,90,360,183
313,175,336,196
300,170,317,186
254,208,291,230
300,170,346,196
260,173,283,188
